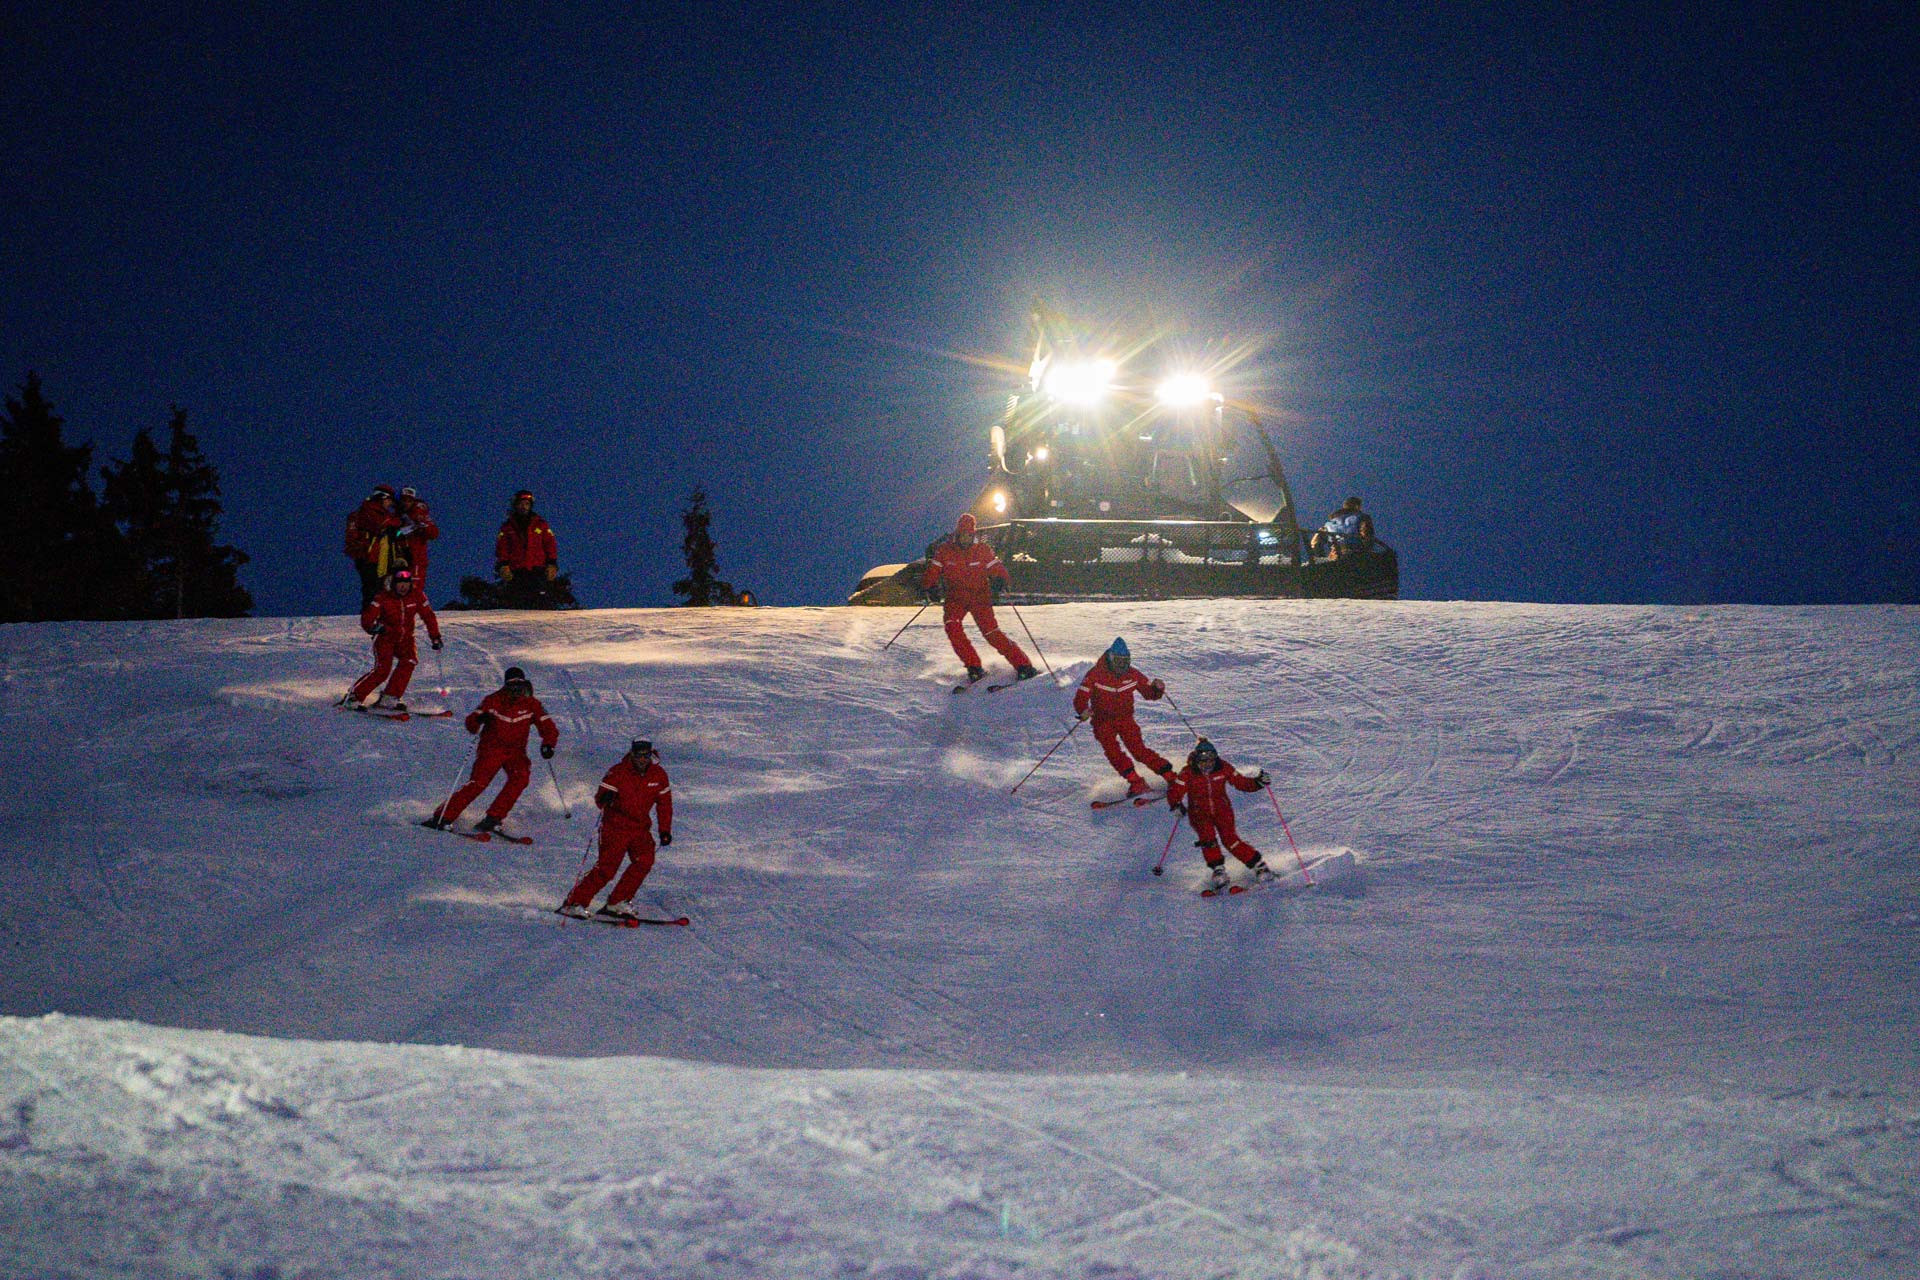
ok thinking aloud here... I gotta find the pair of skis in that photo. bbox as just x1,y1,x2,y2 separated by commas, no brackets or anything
952,672,1043,695
557,906,690,928
341,703,453,723
421,822,533,846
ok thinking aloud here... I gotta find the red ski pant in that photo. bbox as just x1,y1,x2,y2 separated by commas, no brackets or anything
439,748,530,823
942,598,1029,670
1092,717,1170,782
350,633,418,702
565,818,657,908
1189,811,1262,868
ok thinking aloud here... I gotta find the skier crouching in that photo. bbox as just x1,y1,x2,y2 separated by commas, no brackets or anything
342,568,440,712
1167,737,1275,892
558,739,673,921
921,512,1038,686
1073,636,1175,797
424,666,558,835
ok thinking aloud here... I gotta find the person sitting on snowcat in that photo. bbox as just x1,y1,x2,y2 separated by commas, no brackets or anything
1310,497,1376,561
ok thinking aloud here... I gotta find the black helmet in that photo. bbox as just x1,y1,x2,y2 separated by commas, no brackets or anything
502,666,531,692
1189,737,1219,768
630,739,654,758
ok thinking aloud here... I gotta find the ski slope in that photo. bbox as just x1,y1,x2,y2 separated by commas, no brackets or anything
2,601,1917,1278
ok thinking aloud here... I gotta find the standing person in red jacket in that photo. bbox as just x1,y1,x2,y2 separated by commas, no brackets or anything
344,484,404,608
423,666,559,835
920,512,1038,686
341,568,441,711
394,486,440,594
495,489,559,605
1073,637,1175,797
558,738,674,920
1166,737,1275,892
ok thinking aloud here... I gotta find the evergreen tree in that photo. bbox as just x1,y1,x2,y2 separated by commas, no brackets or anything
100,407,253,618
672,488,735,606
0,372,117,621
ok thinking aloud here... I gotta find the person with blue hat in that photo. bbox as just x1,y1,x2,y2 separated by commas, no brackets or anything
1072,637,1175,797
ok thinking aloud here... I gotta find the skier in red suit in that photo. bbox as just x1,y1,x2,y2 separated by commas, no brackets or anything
424,666,559,835
919,512,1037,685
495,489,558,580
1073,637,1174,796
343,568,441,711
394,486,440,593
344,484,404,608
558,739,674,920
1166,738,1275,892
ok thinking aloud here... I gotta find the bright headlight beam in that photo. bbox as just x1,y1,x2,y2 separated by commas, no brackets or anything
1156,373,1213,408
1043,359,1116,406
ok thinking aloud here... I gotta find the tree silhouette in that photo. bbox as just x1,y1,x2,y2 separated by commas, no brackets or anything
0,372,117,621
100,406,252,618
672,489,735,606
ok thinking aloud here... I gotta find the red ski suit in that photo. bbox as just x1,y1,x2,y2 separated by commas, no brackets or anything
1167,760,1265,868
565,757,674,909
396,496,439,590
1073,658,1172,784
349,589,441,702
344,496,402,565
496,513,558,575
920,538,1030,671
438,689,559,824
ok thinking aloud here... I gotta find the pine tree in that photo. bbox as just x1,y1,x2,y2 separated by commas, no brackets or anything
672,489,736,606
100,406,253,618
0,372,118,621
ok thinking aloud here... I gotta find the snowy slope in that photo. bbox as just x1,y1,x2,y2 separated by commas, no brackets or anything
2,601,1917,1278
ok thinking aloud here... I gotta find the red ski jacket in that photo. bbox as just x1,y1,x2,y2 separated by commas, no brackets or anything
465,690,559,755
920,539,1009,603
397,498,439,573
1073,659,1163,722
345,497,403,563
1167,760,1262,824
595,757,673,834
360,590,440,644
496,514,558,573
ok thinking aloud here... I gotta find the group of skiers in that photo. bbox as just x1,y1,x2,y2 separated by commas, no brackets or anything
344,484,564,611
337,505,1288,923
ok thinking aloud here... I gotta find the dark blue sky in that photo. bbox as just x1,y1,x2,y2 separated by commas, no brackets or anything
5,3,1915,612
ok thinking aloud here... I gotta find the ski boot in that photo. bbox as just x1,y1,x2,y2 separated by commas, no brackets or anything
376,694,407,712
1125,776,1152,798
965,665,988,684
597,900,639,921
474,815,503,835
419,813,450,831
1205,863,1230,893
1014,664,1040,681
1249,857,1276,883
555,902,590,919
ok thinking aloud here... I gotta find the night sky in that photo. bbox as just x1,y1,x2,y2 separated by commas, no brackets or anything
5,4,1915,613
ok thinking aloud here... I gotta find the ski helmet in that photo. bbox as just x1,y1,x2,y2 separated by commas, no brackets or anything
400,486,418,499
392,568,414,587
1108,637,1129,659
513,489,534,503
956,512,977,537
1189,737,1219,768
371,483,395,499
502,666,531,692
630,738,654,758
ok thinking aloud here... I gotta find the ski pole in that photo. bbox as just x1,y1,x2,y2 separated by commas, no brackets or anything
1264,784,1313,886
882,602,931,650
435,729,481,823
1159,690,1204,741
545,754,573,820
432,644,450,698
576,809,602,876
1151,807,1182,876
1009,717,1081,794
1006,600,1053,676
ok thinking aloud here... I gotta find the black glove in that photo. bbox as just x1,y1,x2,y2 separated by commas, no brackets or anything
540,743,555,760
924,583,943,603
659,830,672,847
369,622,385,635
1169,800,1186,814
430,638,443,651
1255,769,1272,787
989,579,1004,599
594,792,610,809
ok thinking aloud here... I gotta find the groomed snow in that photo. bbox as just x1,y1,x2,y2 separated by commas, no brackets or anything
2,601,1916,1277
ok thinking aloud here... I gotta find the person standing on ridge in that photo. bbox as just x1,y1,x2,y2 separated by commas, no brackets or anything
394,486,440,594
341,568,441,712
344,484,404,608
920,512,1038,686
1074,637,1175,797
558,738,674,921
495,489,558,605
1166,737,1274,892
424,666,558,836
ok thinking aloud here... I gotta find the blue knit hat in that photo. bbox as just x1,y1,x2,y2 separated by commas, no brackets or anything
1108,637,1129,658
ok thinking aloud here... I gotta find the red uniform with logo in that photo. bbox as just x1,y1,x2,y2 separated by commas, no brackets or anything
1167,758,1266,869
496,512,558,575
396,494,440,592
438,689,560,825
919,515,1031,672
1073,656,1172,787
349,586,440,703
564,755,674,910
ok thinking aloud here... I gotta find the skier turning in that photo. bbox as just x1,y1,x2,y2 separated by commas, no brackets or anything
920,512,1038,686
1074,637,1175,797
1166,737,1275,892
424,666,558,835
558,739,674,921
342,568,441,712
